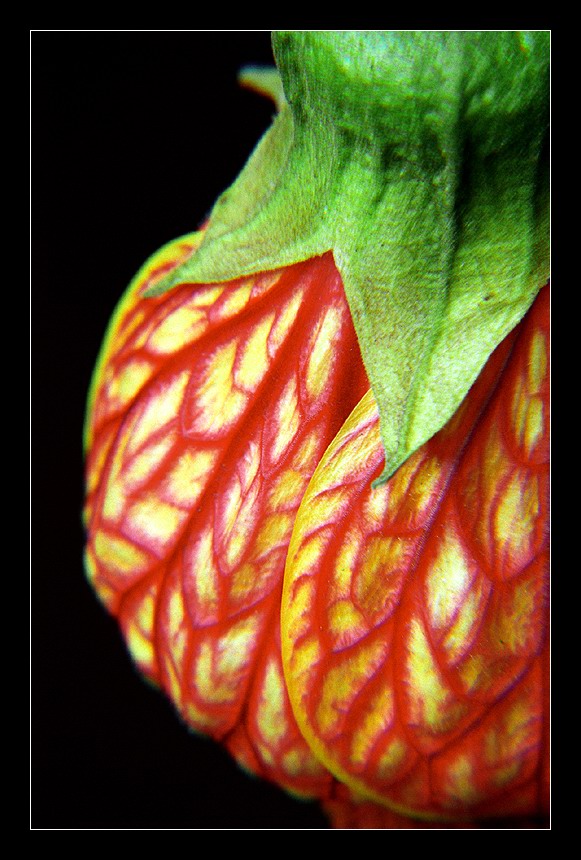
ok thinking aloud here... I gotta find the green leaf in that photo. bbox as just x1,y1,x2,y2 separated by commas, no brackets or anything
148,31,550,482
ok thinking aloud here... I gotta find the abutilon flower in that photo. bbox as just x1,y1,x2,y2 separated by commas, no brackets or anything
83,31,550,828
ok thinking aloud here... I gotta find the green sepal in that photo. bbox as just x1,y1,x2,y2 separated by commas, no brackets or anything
238,65,287,110
147,31,550,482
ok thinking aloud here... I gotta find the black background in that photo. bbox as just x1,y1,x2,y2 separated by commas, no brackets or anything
31,30,330,830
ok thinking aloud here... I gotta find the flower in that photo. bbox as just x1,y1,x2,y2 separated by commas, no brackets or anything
83,31,550,828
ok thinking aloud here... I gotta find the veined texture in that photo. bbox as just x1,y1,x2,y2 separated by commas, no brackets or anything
83,233,370,797
282,286,549,822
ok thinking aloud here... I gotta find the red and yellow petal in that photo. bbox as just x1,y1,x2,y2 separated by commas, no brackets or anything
84,235,369,797
281,285,549,822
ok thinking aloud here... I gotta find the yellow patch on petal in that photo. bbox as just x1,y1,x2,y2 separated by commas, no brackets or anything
528,330,548,392
217,279,253,319
489,579,537,654
102,479,127,522
189,284,224,307
136,589,154,632
328,599,366,643
222,480,260,570
107,358,153,409
283,574,318,646
350,685,396,768
333,529,360,594
443,583,487,664
458,654,486,694
288,635,321,683
426,530,472,630
193,642,232,704
494,473,540,570
193,342,248,435
129,371,190,453
191,617,260,708
239,439,262,489
256,659,287,747
85,431,115,500
235,314,274,391
306,307,341,400
483,697,536,787
389,454,442,529
166,588,188,663
524,398,545,458
126,620,154,668
376,738,408,781
319,421,379,490
271,377,300,462
167,588,184,636
267,468,309,511
482,425,511,498
293,428,322,471
220,474,242,535
230,561,261,603
288,529,330,579
511,383,545,458
254,511,295,558
184,701,223,732
305,486,353,534
94,530,149,575
108,308,148,355
164,448,218,506
125,588,157,672
407,617,466,734
127,494,186,549
84,546,116,608
187,527,220,619
316,639,387,736
215,614,260,678
269,289,304,352
148,304,207,354
355,535,406,617
124,434,175,491
445,755,480,805
361,479,391,528
281,746,325,780
511,381,529,450
84,546,97,582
